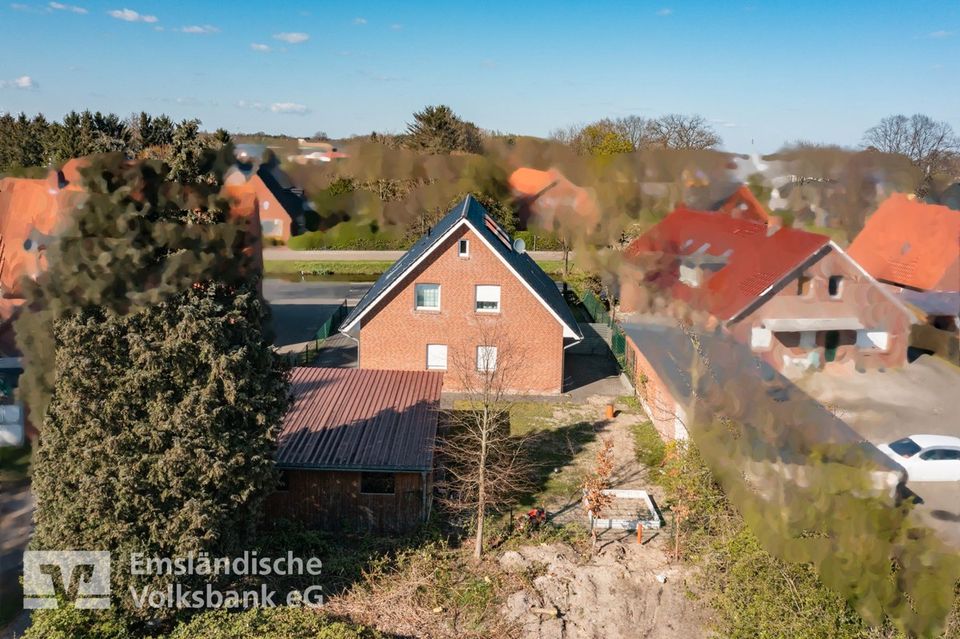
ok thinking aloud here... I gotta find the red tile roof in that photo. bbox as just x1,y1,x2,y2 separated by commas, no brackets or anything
276,367,444,472
625,207,830,320
717,184,770,224
847,193,960,292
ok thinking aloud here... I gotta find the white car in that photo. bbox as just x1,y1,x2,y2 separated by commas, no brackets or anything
877,435,960,482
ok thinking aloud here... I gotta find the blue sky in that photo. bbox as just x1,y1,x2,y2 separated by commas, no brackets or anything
1,0,957,152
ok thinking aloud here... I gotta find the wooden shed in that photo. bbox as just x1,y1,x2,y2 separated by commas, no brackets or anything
267,367,443,533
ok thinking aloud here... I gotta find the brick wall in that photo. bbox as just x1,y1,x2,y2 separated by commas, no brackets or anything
625,335,689,441
731,247,912,371
358,226,566,393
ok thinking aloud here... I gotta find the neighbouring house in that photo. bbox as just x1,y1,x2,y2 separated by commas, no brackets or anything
508,167,599,232
847,194,960,363
224,157,315,242
0,160,88,297
713,184,770,225
620,207,916,375
267,367,443,533
0,156,265,444
848,193,960,293
339,195,583,394
618,322,907,507
288,139,349,164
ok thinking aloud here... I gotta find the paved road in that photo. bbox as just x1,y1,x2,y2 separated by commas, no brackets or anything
262,248,567,262
263,279,370,348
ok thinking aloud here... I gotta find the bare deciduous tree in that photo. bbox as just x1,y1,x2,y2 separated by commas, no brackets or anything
862,114,960,192
582,438,615,553
438,320,532,559
610,115,654,150
648,113,722,150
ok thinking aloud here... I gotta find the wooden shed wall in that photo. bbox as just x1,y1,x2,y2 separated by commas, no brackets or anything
267,470,428,534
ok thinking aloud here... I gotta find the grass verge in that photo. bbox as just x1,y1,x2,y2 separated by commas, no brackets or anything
264,259,568,278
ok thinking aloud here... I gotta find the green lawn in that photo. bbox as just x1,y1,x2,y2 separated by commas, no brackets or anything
264,259,568,278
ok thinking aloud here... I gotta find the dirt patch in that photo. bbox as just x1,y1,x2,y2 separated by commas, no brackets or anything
498,541,706,639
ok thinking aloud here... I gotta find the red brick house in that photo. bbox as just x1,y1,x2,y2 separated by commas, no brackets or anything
339,195,583,394
268,367,443,533
224,158,313,242
621,207,915,374
508,167,600,232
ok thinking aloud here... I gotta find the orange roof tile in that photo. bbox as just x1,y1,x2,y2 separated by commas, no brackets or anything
508,167,559,197
625,207,830,320
717,184,770,224
848,194,960,291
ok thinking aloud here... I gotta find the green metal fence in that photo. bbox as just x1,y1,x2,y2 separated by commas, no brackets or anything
317,301,349,340
284,301,349,367
579,290,630,374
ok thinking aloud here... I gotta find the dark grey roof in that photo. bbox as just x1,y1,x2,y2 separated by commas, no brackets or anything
620,321,903,474
341,195,581,339
256,161,308,234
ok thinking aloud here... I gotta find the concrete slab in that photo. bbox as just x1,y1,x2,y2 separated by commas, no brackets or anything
797,355,960,549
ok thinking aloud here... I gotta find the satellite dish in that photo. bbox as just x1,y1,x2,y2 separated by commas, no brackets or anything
513,238,526,254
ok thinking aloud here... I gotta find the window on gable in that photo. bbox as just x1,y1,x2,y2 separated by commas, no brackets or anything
415,283,440,310
458,239,469,257
426,344,448,370
828,275,843,297
477,345,498,372
797,275,811,296
475,285,501,313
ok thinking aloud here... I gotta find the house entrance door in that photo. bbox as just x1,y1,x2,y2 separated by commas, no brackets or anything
824,330,839,362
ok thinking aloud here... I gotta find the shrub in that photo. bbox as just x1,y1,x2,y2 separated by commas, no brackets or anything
512,230,565,251
287,222,405,250
632,420,665,472
167,607,382,639
23,606,132,639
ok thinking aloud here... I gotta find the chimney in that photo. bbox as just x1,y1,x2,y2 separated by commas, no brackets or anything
766,215,783,236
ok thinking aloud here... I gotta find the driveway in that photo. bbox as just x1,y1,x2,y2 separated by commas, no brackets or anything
797,356,960,548
262,279,370,348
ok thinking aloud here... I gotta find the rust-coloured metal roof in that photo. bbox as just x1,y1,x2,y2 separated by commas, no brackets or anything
276,367,444,472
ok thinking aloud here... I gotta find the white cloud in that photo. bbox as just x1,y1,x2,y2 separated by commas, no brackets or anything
250,42,270,52
107,8,157,22
390,23,402,30
271,102,309,114
928,30,953,39
10,3,30,10
0,75,36,89
656,8,672,16
353,17,366,25
49,1,87,13
179,24,218,34
273,31,309,44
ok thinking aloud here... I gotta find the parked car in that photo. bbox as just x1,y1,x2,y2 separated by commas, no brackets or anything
877,435,960,482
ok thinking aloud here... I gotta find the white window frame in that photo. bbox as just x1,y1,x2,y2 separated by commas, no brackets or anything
856,330,889,351
475,285,501,313
414,283,441,311
458,239,469,257
799,331,816,349
476,345,498,372
750,327,772,350
426,344,448,370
